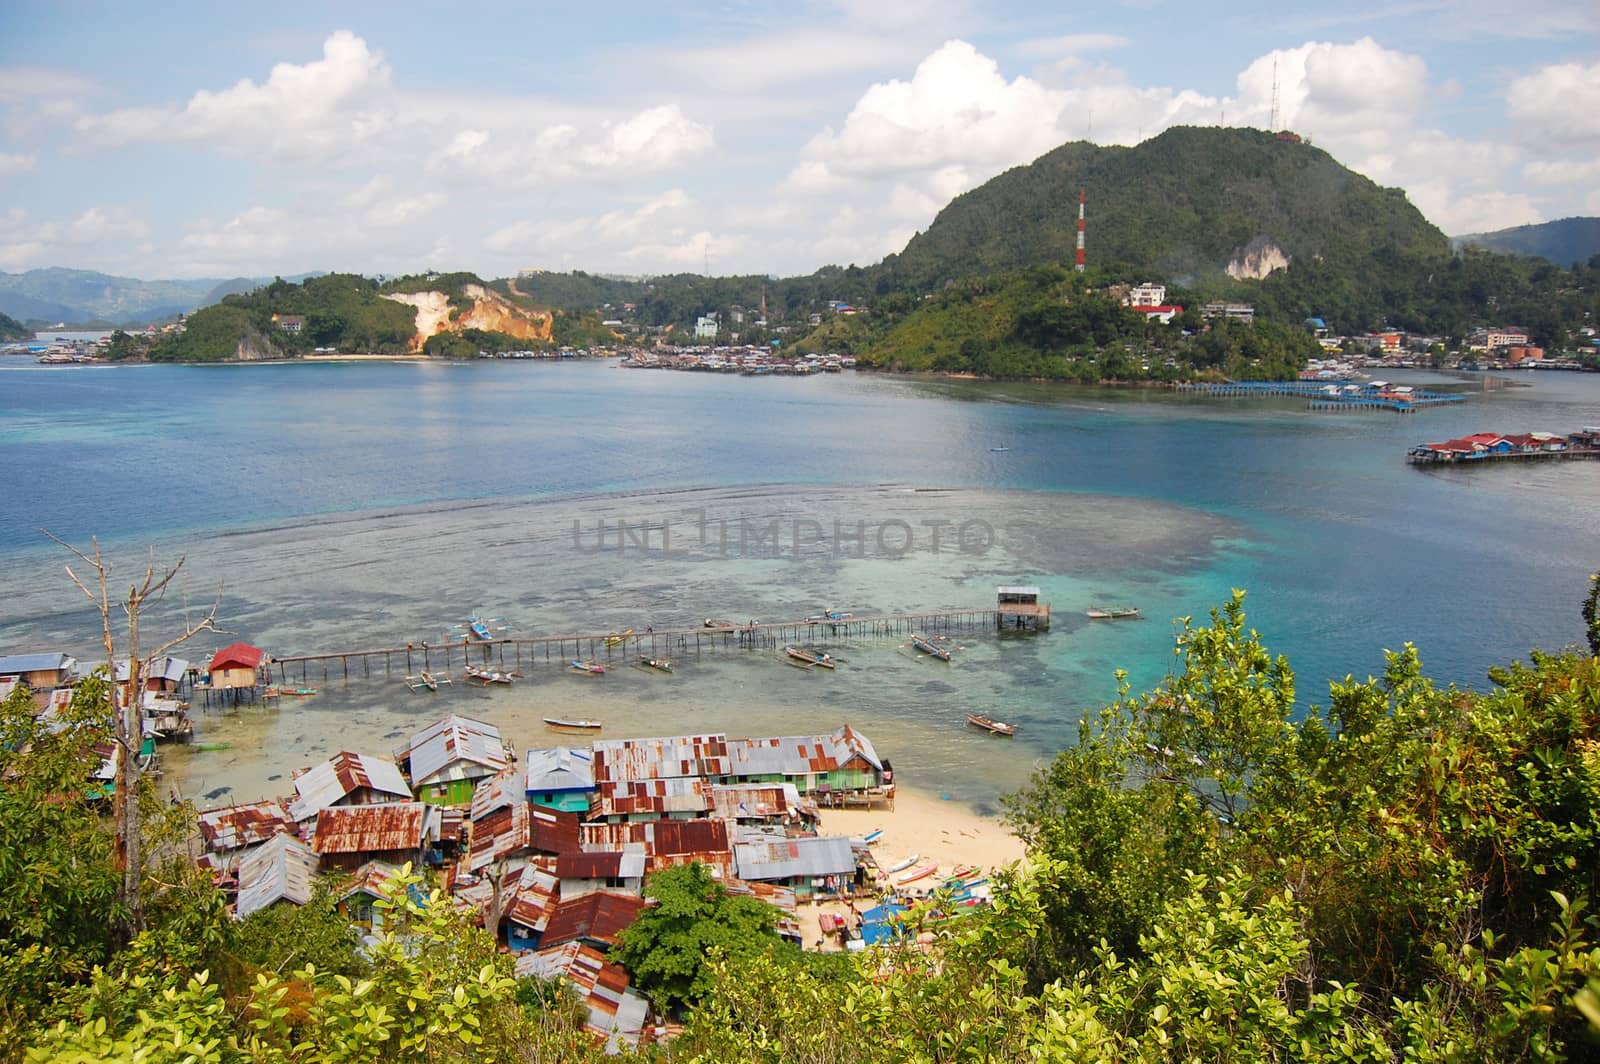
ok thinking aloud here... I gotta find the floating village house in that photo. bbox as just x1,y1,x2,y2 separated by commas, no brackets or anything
311,800,440,872
525,746,595,813
516,943,650,1055
500,864,562,951
725,726,888,803
287,751,415,823
116,656,190,695
996,585,1050,631
197,800,294,860
589,734,729,823
336,860,406,930
468,765,532,873
206,642,266,698
0,652,78,692
578,818,736,878
555,849,647,898
540,890,648,953
733,834,858,898
397,714,512,805
235,833,319,920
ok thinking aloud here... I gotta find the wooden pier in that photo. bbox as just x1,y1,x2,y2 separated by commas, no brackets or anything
266,607,1035,687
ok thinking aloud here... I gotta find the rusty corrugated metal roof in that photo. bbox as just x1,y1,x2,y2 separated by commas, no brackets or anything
556,850,624,879
579,817,730,858
514,942,649,1053
530,806,582,855
710,783,803,822
399,715,510,789
540,890,646,950
235,833,319,919
337,859,403,903
288,751,413,821
198,800,293,853
468,767,530,872
591,733,730,785
593,776,711,817
311,801,433,856
504,864,560,931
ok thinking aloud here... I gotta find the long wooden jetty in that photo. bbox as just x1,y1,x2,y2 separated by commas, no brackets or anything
1179,380,1467,412
267,608,1021,686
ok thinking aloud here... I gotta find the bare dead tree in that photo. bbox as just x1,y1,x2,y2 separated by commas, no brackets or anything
43,530,221,933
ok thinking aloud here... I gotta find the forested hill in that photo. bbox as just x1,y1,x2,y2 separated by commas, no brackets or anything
875,126,1449,290
0,309,28,341
1454,217,1600,268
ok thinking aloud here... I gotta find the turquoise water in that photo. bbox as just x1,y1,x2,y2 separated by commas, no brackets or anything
2,357,1597,809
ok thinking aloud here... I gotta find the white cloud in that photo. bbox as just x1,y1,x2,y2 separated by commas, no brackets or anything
1524,158,1600,185
1507,60,1600,148
800,40,1072,183
0,151,36,175
66,207,149,242
428,104,712,190
77,30,395,161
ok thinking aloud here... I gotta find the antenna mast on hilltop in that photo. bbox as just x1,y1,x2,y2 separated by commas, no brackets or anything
1075,189,1086,273
1270,57,1280,132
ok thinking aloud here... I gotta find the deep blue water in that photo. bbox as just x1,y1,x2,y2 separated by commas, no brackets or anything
3,357,1597,804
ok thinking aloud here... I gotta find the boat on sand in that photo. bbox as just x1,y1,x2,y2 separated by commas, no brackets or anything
897,863,938,885
544,717,603,733
884,853,920,874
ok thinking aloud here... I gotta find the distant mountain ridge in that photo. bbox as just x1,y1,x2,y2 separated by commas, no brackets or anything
0,267,322,326
875,126,1449,290
1453,217,1600,267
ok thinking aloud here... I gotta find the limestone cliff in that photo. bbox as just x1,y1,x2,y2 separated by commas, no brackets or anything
1226,236,1291,280
384,283,553,352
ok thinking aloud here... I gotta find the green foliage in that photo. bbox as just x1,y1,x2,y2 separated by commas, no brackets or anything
101,329,149,361
28,865,603,1063
851,265,1315,379
1584,572,1599,656
148,305,264,362
0,679,121,1057
0,310,28,341
149,274,417,361
612,862,789,1014
228,883,364,981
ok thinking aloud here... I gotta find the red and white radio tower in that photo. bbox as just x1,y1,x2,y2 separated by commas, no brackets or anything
1074,188,1086,272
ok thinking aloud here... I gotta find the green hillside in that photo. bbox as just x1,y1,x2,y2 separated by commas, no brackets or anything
1455,216,1600,268
0,309,28,341
877,126,1448,290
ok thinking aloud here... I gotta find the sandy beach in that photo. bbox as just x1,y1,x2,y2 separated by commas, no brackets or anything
794,787,1027,950
819,787,1026,878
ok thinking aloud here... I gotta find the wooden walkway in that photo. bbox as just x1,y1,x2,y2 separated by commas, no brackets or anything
267,607,1035,686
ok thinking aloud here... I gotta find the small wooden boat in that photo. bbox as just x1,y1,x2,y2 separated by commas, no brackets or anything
897,863,938,885
404,672,449,692
279,687,318,697
946,864,980,882
967,713,1016,736
1086,606,1141,619
911,634,952,661
862,829,884,845
603,629,633,648
544,717,603,733
568,659,607,675
785,645,836,669
464,664,515,685
640,657,673,673
704,618,736,629
884,853,920,874
990,446,1010,452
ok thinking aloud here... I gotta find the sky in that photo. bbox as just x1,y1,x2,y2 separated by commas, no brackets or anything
1,1,1597,281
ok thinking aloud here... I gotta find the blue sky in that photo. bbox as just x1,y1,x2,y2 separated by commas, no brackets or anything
1,1,1596,280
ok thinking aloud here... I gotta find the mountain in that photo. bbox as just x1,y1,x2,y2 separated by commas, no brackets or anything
0,268,323,326
876,126,1449,290
0,310,28,341
1453,217,1600,268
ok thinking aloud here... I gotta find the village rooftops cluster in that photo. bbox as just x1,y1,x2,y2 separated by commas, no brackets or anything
194,718,895,1054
